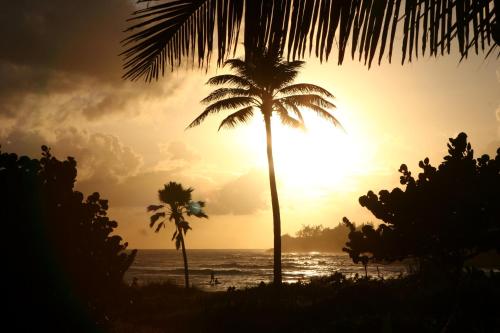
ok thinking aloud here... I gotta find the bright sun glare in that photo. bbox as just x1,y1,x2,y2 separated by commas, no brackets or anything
242,106,370,200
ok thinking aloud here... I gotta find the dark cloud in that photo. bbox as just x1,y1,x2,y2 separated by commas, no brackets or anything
0,0,180,120
0,0,132,80
207,170,268,215
0,127,143,184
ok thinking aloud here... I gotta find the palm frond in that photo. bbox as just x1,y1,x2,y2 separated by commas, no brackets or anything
188,97,257,128
279,94,336,110
122,0,497,78
224,58,248,74
201,88,259,104
303,104,344,129
155,221,165,233
275,104,305,130
276,99,305,123
147,204,164,212
218,106,255,130
122,0,243,80
271,61,305,90
178,221,192,234
150,212,166,228
206,74,255,88
278,83,334,98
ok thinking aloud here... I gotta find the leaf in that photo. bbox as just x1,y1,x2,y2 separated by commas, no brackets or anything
155,221,164,233
188,97,257,128
122,0,244,80
218,106,255,130
179,221,192,234
278,83,334,98
147,204,164,212
206,74,255,88
150,212,165,228
201,88,258,104
274,103,305,130
122,0,497,78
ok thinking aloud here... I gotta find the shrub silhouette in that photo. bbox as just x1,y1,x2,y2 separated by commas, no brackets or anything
1,145,136,330
343,133,500,274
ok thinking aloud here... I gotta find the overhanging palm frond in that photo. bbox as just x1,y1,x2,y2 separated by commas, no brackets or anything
121,0,244,81
123,0,497,80
218,106,255,130
188,97,257,128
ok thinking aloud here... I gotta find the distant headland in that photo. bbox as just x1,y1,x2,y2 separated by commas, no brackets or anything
279,224,350,253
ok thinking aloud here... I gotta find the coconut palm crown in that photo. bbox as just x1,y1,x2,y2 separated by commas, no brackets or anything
188,49,341,284
148,181,208,288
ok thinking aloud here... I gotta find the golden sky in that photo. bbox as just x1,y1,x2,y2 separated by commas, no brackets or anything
1,0,498,249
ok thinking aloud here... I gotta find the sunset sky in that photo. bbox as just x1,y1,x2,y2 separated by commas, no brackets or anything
1,0,498,249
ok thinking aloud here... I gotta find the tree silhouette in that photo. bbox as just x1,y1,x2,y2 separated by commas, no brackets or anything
148,182,207,288
121,0,498,80
342,219,380,277
1,145,136,330
188,49,341,284
343,133,500,274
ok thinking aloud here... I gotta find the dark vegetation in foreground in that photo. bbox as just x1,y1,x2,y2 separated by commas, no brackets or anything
343,133,500,276
110,270,500,333
1,146,136,331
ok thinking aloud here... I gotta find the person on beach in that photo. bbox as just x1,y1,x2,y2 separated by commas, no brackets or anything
210,270,215,284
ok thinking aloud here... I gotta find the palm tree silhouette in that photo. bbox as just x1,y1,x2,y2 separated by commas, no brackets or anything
122,0,497,80
187,49,341,284
148,182,208,288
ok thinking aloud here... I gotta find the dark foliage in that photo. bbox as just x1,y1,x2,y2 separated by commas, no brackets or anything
1,146,136,331
122,0,498,80
111,270,500,332
343,132,500,274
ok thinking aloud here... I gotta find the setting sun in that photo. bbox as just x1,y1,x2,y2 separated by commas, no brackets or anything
242,105,371,200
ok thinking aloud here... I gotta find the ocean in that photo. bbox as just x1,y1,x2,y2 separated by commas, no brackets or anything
125,250,407,291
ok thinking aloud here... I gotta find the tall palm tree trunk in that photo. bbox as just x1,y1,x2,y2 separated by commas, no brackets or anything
264,113,282,285
178,226,190,289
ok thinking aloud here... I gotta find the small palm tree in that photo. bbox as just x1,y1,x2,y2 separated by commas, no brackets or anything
148,182,208,288
188,49,341,284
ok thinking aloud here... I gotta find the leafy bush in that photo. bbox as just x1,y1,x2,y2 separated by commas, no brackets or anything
1,146,136,330
343,133,500,274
